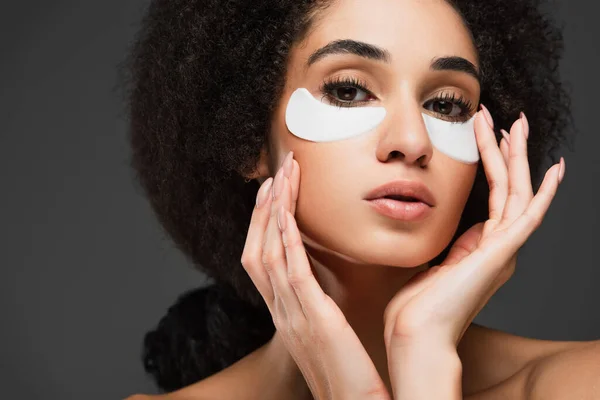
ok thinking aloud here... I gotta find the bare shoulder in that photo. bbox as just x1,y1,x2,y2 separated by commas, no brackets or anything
121,375,230,400
459,322,587,398
124,344,270,400
121,370,246,400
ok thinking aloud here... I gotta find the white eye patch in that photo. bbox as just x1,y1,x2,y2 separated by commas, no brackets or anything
285,88,387,142
285,88,479,164
421,111,478,163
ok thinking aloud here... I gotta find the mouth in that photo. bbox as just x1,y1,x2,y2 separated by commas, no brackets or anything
366,197,433,221
364,180,436,221
381,194,422,202
364,180,436,207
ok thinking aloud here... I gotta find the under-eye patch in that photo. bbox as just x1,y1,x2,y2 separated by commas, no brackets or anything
285,88,479,164
285,88,387,142
421,112,478,163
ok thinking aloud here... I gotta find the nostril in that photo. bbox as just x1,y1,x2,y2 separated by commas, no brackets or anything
389,150,404,160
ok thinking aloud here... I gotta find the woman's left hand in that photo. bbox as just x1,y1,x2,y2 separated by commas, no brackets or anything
383,108,565,394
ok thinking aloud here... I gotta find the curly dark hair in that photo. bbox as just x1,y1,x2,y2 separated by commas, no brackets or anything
120,0,574,393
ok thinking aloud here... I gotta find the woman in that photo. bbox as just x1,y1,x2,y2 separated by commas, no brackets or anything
124,0,595,398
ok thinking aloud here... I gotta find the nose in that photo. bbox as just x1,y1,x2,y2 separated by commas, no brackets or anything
375,101,434,168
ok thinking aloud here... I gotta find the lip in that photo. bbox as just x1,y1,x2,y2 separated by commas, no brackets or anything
366,198,433,221
364,180,436,207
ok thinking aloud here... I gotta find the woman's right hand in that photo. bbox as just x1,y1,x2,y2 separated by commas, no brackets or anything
240,151,391,400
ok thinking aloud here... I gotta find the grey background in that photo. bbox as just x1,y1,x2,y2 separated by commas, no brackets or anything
0,1,598,399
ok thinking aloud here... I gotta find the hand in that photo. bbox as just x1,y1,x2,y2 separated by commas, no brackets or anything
383,109,564,390
240,151,391,400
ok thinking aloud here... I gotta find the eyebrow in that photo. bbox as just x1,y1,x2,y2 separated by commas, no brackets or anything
306,39,481,84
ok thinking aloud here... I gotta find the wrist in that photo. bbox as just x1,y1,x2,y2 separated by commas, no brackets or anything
389,342,462,400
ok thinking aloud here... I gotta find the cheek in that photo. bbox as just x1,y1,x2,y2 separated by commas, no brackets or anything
408,161,478,262
292,143,349,215
289,141,364,247
453,164,478,206
436,161,478,226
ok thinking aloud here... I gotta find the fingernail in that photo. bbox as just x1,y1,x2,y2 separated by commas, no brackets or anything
277,205,287,231
480,104,494,128
520,112,529,140
283,151,294,178
256,177,273,208
273,168,284,199
500,129,510,144
558,157,565,184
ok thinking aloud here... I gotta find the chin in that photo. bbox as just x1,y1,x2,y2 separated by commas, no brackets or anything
302,225,451,269
346,245,441,269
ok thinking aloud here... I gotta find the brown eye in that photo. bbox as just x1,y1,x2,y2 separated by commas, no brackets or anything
429,100,461,117
422,93,473,123
332,86,369,102
336,87,355,101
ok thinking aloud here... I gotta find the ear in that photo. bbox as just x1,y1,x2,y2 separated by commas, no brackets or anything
240,145,270,183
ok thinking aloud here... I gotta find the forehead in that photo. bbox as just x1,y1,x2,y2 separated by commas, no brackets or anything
293,0,478,72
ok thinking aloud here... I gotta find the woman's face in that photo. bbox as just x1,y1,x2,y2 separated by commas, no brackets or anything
267,0,481,268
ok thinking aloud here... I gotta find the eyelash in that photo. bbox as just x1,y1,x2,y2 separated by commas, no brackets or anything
319,76,475,122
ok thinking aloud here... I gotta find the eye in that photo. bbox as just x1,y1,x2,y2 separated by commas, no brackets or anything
331,86,370,102
423,92,474,123
319,76,375,108
426,100,461,117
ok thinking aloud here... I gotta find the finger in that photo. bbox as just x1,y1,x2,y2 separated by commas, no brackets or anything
262,165,305,319
441,222,485,266
240,177,275,307
474,109,508,222
280,208,331,319
290,159,300,215
482,135,509,238
501,113,533,224
507,160,562,251
499,132,510,166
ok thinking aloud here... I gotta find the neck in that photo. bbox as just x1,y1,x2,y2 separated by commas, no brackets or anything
263,240,429,399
